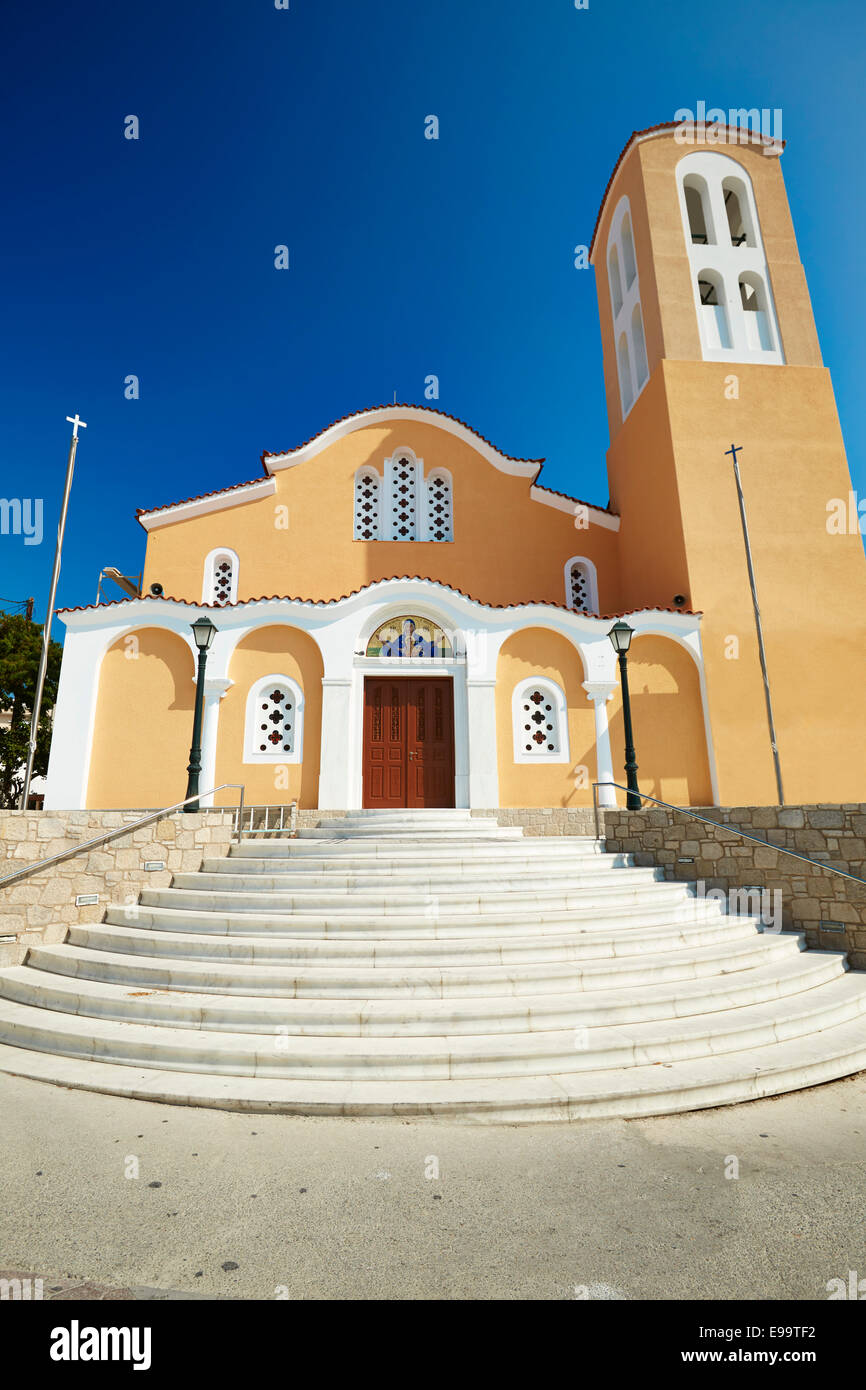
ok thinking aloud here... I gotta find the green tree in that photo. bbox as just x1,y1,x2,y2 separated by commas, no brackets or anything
0,613,63,808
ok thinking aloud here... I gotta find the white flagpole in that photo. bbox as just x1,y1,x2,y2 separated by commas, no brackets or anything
19,414,87,809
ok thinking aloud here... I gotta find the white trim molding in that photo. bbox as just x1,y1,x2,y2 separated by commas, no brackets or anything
138,478,276,532
262,406,541,479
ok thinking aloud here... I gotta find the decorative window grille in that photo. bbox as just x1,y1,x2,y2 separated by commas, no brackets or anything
256,685,294,755
389,455,418,539
244,676,304,764
426,471,453,541
569,563,590,612
512,679,569,763
354,469,381,540
212,557,233,605
521,688,560,756
203,549,239,606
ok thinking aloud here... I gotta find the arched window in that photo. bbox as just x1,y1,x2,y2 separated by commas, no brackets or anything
425,470,453,541
244,675,304,763
606,196,648,419
739,273,773,350
564,556,599,614
631,304,649,390
354,468,381,540
677,152,784,364
723,178,754,247
388,453,419,540
621,214,637,288
512,678,570,763
203,548,239,606
608,245,624,318
683,176,713,245
617,332,634,415
697,270,732,350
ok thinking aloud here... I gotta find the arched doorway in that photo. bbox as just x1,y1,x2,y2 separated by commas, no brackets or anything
361,613,456,808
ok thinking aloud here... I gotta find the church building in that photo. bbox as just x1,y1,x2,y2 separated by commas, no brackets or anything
44,123,866,813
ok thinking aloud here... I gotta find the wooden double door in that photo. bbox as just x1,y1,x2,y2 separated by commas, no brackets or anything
362,678,455,809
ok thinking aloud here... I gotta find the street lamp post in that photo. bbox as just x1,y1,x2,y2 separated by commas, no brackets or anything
185,616,217,812
608,619,641,810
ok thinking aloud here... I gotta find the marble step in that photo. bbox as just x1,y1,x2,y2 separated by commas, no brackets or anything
228,837,608,862
2,1016,864,1121
2,950,845,1037
59,910,763,967
138,880,702,917
203,855,644,883
103,895,735,937
191,864,664,893
0,972,863,1081
16,932,807,1000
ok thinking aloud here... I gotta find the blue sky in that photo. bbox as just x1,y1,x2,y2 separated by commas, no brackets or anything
3,0,864,624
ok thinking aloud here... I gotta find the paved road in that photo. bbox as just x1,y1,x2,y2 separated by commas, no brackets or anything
1,1070,865,1300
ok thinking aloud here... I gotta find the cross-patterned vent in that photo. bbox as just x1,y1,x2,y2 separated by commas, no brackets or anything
569,562,589,612
521,688,559,755
257,687,294,755
390,456,418,540
427,472,453,541
354,470,381,540
212,557,233,605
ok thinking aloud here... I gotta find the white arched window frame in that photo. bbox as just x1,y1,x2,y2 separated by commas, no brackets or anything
203,548,239,606
243,674,304,764
564,556,599,614
676,151,784,365
354,467,382,540
606,195,648,420
512,677,570,764
424,468,453,541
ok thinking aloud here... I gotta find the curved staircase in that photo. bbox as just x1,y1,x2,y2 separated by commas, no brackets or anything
0,810,865,1121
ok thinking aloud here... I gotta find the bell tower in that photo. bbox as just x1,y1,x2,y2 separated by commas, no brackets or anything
590,124,866,804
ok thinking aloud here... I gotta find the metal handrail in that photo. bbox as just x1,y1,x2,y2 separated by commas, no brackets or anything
591,781,866,889
0,784,246,892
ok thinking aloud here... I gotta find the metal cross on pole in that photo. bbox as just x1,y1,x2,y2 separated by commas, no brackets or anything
19,414,87,809
725,443,785,805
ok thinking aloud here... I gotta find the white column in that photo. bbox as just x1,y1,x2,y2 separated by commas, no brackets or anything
43,627,112,809
583,680,618,808
466,679,499,807
318,677,353,809
199,677,233,807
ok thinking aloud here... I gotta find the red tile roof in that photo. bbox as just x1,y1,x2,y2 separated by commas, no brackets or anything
135,476,269,528
260,403,545,468
57,576,699,620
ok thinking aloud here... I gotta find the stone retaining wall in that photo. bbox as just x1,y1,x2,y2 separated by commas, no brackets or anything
0,811,235,966
601,804,866,970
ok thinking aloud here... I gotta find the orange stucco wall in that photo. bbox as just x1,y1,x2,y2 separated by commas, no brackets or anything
495,629,596,807
141,421,622,615
213,625,324,808
606,635,713,807
87,629,195,809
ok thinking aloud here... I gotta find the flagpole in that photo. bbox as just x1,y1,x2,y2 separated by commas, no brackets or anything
19,414,87,809
725,442,785,805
